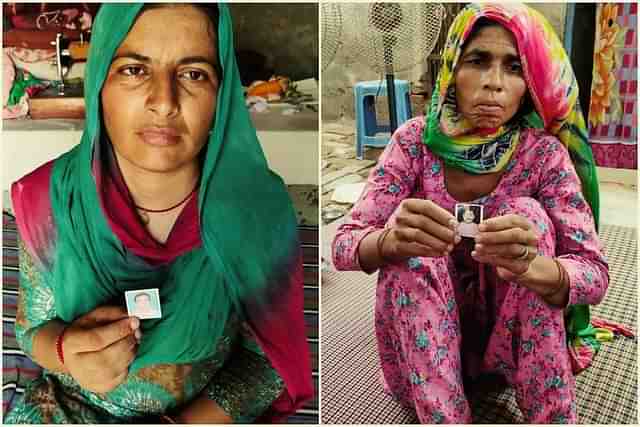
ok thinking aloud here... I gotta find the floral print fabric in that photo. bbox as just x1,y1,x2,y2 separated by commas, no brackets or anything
588,3,637,169
333,117,608,423
5,243,284,424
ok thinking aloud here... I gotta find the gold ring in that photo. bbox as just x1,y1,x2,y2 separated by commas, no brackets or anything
516,245,529,260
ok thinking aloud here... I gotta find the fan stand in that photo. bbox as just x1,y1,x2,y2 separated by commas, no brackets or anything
374,2,402,135
385,72,399,133
383,35,399,133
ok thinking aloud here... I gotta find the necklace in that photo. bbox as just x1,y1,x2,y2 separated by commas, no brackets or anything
135,182,198,224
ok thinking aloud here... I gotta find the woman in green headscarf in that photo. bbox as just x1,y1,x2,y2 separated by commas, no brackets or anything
333,3,609,423
7,3,312,423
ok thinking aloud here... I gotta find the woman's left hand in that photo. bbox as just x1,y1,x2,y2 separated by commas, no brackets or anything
471,214,538,282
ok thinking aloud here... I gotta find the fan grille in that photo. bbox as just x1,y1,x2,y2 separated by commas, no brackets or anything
341,2,445,74
321,3,343,71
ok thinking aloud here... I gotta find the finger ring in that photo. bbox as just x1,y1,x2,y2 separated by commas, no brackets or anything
516,245,529,260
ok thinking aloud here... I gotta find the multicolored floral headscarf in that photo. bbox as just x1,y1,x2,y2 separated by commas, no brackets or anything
423,3,599,225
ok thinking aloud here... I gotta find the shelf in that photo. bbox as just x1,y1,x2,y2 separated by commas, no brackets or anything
3,107,318,133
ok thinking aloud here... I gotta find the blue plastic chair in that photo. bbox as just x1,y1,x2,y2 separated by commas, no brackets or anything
354,80,412,160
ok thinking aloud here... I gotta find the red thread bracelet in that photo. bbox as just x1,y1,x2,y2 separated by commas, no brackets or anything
55,327,68,365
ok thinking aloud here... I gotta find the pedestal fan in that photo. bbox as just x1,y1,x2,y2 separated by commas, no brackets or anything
323,3,445,133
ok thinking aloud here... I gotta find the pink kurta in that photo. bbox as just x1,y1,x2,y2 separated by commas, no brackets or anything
332,117,608,423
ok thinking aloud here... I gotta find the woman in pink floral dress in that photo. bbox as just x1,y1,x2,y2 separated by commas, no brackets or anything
332,3,608,424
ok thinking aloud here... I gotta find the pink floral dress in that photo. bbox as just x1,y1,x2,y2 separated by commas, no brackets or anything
332,117,608,423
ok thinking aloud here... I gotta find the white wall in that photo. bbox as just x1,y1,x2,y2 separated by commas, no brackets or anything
2,117,318,194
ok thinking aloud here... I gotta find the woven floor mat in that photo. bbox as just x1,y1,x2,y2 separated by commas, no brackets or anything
321,224,637,424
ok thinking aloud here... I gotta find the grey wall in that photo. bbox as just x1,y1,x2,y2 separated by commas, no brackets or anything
527,3,567,41
229,3,318,81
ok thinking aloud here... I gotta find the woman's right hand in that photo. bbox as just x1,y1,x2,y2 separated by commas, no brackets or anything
62,306,140,394
381,199,460,260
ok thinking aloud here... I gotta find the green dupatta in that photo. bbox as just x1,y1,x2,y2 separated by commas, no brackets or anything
45,4,300,371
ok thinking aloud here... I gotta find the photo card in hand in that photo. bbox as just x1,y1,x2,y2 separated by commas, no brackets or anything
125,288,162,320
455,203,484,239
